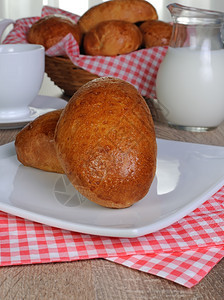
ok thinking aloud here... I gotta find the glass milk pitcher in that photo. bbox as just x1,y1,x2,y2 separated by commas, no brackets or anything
156,3,224,132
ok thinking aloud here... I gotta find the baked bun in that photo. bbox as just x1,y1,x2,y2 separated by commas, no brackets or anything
15,109,64,174
55,77,157,208
139,20,173,48
27,15,82,49
78,0,158,33
83,20,142,56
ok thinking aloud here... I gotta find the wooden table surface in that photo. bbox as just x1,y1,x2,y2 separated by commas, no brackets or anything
0,78,224,299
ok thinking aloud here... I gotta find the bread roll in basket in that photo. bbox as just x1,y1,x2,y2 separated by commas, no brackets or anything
22,0,173,110
78,0,158,32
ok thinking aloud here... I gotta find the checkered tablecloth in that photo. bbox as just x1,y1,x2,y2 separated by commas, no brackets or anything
1,185,223,288
3,5,167,99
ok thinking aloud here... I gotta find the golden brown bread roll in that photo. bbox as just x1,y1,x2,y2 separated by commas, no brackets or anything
15,109,64,174
27,15,82,49
83,20,142,56
139,20,173,48
55,77,157,208
78,0,158,33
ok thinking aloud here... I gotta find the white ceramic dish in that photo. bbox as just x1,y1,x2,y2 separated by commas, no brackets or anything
0,95,67,129
0,139,224,238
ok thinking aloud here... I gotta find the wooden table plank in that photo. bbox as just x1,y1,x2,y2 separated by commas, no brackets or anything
0,258,223,299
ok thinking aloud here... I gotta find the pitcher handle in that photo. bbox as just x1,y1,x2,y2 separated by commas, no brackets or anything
0,19,15,43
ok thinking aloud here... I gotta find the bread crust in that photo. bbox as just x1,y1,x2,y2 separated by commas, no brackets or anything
78,0,158,33
27,15,82,49
139,20,173,48
83,20,142,56
55,77,157,208
15,109,64,173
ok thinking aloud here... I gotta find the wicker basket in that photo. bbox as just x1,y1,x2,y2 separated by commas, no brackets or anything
45,55,99,97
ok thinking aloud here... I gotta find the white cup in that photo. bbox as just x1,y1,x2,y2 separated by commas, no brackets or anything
0,44,45,119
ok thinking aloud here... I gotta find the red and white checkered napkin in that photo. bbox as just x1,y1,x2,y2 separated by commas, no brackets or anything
3,6,167,99
0,186,223,288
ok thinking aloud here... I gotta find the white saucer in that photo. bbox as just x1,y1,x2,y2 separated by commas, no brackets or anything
0,95,68,129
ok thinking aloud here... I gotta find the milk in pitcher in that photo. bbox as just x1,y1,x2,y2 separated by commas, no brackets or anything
156,47,224,128
155,3,224,131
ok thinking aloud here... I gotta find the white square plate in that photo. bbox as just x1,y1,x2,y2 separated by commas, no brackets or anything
0,139,224,238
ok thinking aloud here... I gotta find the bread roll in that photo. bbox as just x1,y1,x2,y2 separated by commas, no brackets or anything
15,109,64,173
27,15,82,49
139,20,173,48
55,77,157,208
78,0,158,33
83,20,142,56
